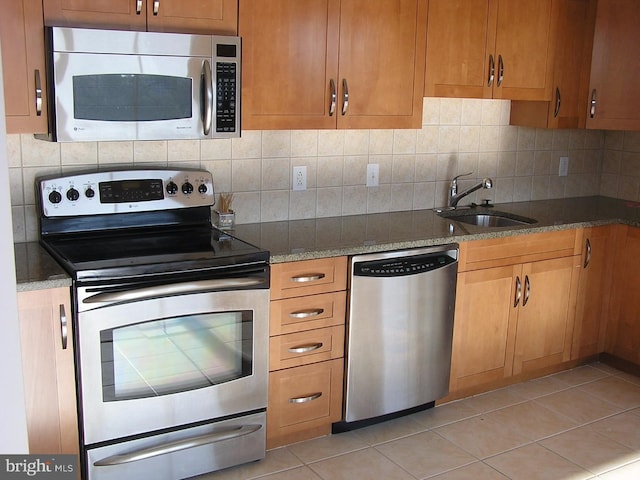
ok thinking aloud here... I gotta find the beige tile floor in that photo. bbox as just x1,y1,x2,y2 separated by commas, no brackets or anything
200,363,640,480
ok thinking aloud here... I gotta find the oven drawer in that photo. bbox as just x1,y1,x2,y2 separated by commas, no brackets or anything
86,411,265,480
269,291,347,335
267,359,343,449
270,257,348,299
269,325,345,370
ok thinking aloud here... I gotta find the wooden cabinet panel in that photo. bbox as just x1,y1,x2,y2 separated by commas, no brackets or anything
17,287,79,456
606,226,640,363
240,0,426,130
270,291,346,336
267,359,343,448
450,265,519,392
269,325,344,370
586,0,640,131
425,0,554,101
1,0,48,133
43,0,237,34
270,256,348,300
512,255,580,375
572,226,616,359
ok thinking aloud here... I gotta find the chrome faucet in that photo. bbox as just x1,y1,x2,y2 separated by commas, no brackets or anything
448,172,493,208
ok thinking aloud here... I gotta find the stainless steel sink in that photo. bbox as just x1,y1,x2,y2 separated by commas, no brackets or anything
437,209,537,227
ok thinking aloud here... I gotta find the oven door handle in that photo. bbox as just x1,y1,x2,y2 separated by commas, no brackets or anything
93,424,262,466
83,277,265,304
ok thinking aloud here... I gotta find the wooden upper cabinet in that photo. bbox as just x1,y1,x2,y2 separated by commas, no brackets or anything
510,0,597,129
586,0,640,131
425,0,555,101
239,0,427,130
43,0,238,34
1,0,48,134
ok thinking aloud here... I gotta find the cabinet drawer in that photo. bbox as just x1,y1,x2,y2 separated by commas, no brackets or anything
269,325,344,371
459,229,580,272
267,359,343,448
270,291,346,335
270,257,348,300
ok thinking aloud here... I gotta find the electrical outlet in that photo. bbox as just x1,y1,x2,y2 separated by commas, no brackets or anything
559,156,569,177
293,166,307,191
366,163,379,187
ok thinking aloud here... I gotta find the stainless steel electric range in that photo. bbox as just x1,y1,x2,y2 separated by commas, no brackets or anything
37,168,269,480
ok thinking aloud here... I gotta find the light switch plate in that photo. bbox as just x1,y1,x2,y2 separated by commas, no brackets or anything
559,156,569,177
366,163,379,187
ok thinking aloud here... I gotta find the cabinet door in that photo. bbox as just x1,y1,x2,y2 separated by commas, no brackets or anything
146,0,237,34
586,0,640,131
1,0,48,133
512,256,580,375
239,0,340,130
606,226,640,363
493,0,554,100
43,0,147,30
424,0,495,99
336,0,427,129
17,287,79,456
449,265,519,392
572,226,615,359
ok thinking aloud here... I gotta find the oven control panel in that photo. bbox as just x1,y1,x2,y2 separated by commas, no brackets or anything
39,169,215,217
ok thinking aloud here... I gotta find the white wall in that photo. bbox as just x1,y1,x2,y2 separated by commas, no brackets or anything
0,43,29,452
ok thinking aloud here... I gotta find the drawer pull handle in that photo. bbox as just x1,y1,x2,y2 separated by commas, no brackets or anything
288,342,323,354
289,392,322,404
290,273,325,283
289,308,324,319
60,304,68,350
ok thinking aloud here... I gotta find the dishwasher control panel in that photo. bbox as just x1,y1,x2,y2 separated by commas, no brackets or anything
353,251,457,277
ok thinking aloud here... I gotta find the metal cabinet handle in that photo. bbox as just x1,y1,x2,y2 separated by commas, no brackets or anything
289,392,322,404
34,70,42,116
590,89,597,118
584,238,592,268
202,60,213,135
153,0,159,15
341,79,349,115
329,79,336,116
514,276,521,307
289,308,324,319
523,275,531,306
554,87,561,118
487,54,495,86
288,342,323,354
94,424,261,466
290,273,325,283
497,55,504,87
59,304,68,350
136,0,143,14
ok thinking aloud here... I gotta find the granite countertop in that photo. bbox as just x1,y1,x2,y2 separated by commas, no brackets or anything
15,196,640,290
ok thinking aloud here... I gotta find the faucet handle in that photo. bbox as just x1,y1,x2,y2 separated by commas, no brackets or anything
451,172,473,184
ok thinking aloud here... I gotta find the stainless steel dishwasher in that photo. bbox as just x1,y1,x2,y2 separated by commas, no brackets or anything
335,244,458,430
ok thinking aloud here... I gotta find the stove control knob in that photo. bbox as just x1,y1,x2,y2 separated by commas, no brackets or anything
198,183,208,194
66,188,80,201
166,181,178,195
182,182,194,195
85,187,95,198
48,190,62,204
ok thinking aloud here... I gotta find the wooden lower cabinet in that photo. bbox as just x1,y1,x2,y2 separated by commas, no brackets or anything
267,359,343,448
450,231,582,394
267,257,347,448
606,226,640,364
572,225,616,359
17,287,79,457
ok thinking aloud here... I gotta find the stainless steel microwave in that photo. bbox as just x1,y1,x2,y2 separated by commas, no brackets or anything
42,27,240,142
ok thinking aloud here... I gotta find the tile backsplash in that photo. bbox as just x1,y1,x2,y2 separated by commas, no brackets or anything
8,97,640,243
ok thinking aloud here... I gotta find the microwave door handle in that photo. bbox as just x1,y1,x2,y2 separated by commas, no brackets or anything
202,60,213,136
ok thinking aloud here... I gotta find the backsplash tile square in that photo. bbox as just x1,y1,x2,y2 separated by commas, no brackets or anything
12,98,640,244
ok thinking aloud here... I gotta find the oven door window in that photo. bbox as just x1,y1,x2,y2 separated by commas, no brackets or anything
73,74,192,122
100,311,252,401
